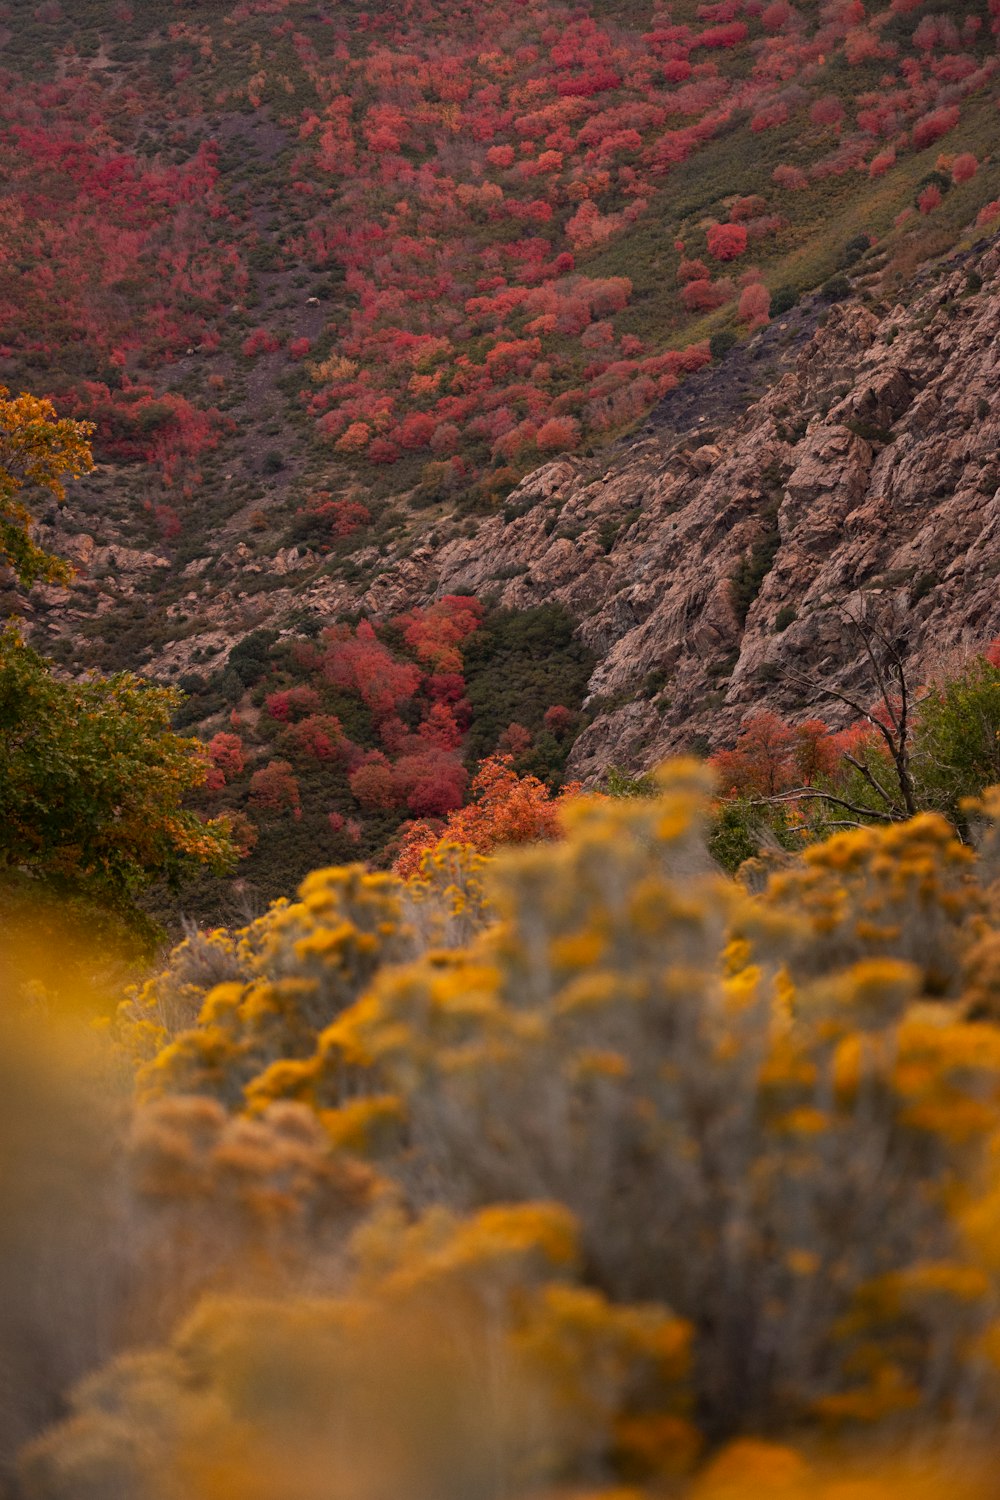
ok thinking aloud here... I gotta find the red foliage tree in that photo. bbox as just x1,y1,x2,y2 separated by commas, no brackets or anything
710,713,798,798
393,754,580,878
535,416,581,451
207,732,245,781
711,713,840,798
393,748,469,817
265,686,322,724
706,223,748,262
418,701,463,751
323,623,421,718
498,722,533,756
284,715,344,761
349,756,402,811
396,595,483,673
543,704,577,737
249,759,301,817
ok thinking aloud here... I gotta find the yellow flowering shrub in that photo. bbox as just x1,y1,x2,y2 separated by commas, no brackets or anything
128,864,486,1107
15,765,1000,1496
20,1203,695,1500
745,813,982,997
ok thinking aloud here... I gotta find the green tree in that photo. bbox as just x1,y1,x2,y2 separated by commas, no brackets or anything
0,627,234,927
911,651,1000,827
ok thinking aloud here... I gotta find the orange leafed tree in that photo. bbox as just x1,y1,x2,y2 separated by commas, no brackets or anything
0,388,94,587
392,754,581,878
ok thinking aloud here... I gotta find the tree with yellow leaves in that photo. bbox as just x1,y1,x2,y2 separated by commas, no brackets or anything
0,387,93,587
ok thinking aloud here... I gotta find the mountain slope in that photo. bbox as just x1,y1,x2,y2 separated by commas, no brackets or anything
7,0,1000,902
359,232,1000,778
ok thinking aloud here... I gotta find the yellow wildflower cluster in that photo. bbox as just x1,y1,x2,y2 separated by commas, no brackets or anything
122,863,485,1106
15,763,1000,1497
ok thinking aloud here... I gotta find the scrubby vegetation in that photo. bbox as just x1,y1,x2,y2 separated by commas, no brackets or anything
706,635,1000,871
8,765,1000,1497
7,3,1000,1489
167,597,595,917
3,0,1000,562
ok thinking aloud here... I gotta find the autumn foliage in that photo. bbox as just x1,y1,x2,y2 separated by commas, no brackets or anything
13,764,1000,1496
392,753,580,878
0,0,993,536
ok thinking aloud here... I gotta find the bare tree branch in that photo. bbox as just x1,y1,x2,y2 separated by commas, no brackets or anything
750,787,897,823
773,594,918,819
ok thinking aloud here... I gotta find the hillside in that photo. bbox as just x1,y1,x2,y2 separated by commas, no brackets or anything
5,0,1000,904
382,231,1000,781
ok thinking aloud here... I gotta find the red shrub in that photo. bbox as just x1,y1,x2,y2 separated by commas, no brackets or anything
738,283,771,327
912,107,960,151
677,256,711,283
750,102,789,133
952,153,979,184
729,196,766,224
869,149,896,178
249,759,301,816
241,327,281,358
681,279,731,313
368,437,401,464
810,96,845,129
706,223,748,261
772,164,808,190
265,686,322,724
760,0,792,30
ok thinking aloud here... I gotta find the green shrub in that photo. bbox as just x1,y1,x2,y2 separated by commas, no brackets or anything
819,274,852,304
709,330,738,360
729,505,781,627
770,286,799,316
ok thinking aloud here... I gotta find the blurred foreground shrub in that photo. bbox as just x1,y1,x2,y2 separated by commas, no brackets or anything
11,765,1000,1497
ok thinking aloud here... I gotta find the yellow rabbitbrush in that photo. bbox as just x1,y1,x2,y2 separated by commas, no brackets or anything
36,763,1000,1498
